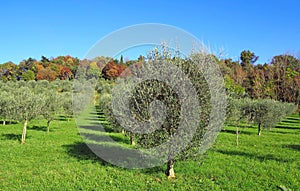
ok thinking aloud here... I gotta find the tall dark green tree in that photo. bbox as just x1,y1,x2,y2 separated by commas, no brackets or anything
120,55,124,64
240,50,259,69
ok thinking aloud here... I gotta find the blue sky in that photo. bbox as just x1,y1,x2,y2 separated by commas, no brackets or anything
0,0,299,64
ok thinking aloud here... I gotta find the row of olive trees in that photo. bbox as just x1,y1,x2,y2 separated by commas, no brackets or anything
0,80,73,143
98,63,297,178
227,98,297,145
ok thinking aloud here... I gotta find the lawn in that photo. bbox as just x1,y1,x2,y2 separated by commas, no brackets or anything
0,111,299,190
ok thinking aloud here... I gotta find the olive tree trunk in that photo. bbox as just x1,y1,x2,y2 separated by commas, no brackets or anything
47,120,51,133
21,119,28,144
236,127,239,146
121,129,126,135
166,158,175,179
130,132,135,146
258,123,262,136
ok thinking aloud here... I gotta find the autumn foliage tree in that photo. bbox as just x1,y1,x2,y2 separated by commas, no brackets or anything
36,68,58,81
60,66,73,80
102,61,128,80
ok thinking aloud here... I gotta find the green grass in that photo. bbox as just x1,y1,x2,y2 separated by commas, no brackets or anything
0,111,299,190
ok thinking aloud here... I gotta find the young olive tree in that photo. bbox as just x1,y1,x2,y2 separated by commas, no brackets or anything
226,98,246,145
239,99,297,136
61,92,73,121
99,93,123,131
110,49,226,178
72,79,95,116
14,87,44,144
42,89,62,132
0,91,16,125
99,91,137,143
95,78,114,95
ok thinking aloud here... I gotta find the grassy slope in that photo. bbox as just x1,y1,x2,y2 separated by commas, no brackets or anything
0,112,299,191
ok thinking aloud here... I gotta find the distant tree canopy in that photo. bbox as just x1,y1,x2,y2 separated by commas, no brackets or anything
218,51,300,106
0,51,300,105
0,56,80,82
240,50,259,68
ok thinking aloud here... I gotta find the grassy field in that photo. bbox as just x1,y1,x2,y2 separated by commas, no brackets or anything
0,110,299,190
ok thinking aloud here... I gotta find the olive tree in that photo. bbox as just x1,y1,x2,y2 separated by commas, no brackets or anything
61,92,73,121
42,89,62,132
96,78,114,95
236,99,297,136
99,91,138,142
14,87,44,144
0,91,16,125
72,79,95,116
226,98,247,145
110,50,225,178
99,93,123,131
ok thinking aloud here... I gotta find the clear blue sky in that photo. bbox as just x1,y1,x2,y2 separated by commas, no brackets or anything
0,0,299,64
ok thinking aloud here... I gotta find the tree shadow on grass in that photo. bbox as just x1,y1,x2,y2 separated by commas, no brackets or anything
56,115,72,121
79,123,115,133
283,144,300,151
221,129,255,135
1,133,21,141
80,106,118,133
269,129,300,134
63,142,110,165
284,116,300,121
29,125,47,132
80,132,131,145
139,166,165,175
281,120,300,124
69,106,166,174
275,125,300,130
0,120,18,125
216,149,292,163
270,131,293,135
92,121,115,133
63,141,160,169
279,118,300,125
1,133,32,142
102,125,115,133
78,125,102,132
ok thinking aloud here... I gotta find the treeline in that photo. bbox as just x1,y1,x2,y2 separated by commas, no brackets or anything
0,55,129,82
0,56,80,81
1,50,299,105
219,50,300,106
